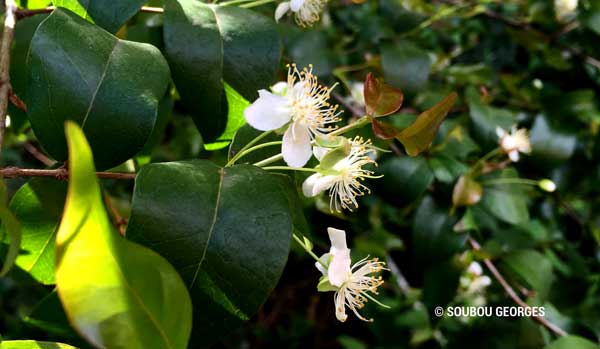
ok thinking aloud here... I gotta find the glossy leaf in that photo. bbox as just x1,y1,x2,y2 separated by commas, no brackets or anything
0,341,78,349
545,335,599,349
452,175,483,207
27,8,170,170
0,182,21,277
52,0,147,33
204,83,249,151
529,115,577,168
502,249,554,299
5,178,66,284
378,157,433,204
364,73,404,117
466,87,515,145
480,169,529,225
228,125,282,165
396,92,457,156
15,0,51,8
22,290,73,336
55,122,192,349
381,42,431,95
163,0,280,143
127,160,296,346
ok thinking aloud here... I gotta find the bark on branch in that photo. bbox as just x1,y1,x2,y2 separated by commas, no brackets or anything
0,167,136,180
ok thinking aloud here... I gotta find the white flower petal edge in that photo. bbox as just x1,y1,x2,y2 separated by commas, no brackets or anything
244,90,291,131
282,122,313,168
315,227,388,322
275,2,291,22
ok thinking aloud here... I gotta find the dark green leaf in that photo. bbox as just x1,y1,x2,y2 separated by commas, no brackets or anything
529,114,577,168
466,87,515,145
396,92,457,156
502,249,554,299
228,125,283,165
377,156,433,204
27,8,170,170
52,0,147,33
163,0,280,143
480,180,530,225
428,154,468,183
127,160,296,346
56,122,192,349
381,42,431,95
22,290,73,336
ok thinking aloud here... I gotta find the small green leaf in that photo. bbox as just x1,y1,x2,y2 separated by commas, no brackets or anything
364,73,404,117
204,83,249,151
55,122,192,349
545,335,599,349
452,175,483,207
378,157,433,204
396,92,457,156
480,169,529,225
163,0,280,143
3,178,66,284
52,0,147,33
0,340,79,349
27,8,170,170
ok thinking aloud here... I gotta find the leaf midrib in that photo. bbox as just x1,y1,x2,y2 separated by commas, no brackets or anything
188,167,225,289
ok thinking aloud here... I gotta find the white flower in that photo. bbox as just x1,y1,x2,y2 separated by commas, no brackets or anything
348,82,365,107
275,0,327,27
316,228,387,322
466,261,483,276
244,64,340,168
303,137,376,212
496,126,531,162
555,0,578,21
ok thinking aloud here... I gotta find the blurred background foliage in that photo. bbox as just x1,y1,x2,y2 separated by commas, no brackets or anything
2,0,600,348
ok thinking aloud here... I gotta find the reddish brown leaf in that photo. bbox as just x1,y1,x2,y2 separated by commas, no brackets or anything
371,118,401,140
364,73,404,117
396,92,457,156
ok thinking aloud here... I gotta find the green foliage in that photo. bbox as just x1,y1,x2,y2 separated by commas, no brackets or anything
52,0,147,33
27,8,170,170
163,0,280,143
127,160,296,345
55,123,192,349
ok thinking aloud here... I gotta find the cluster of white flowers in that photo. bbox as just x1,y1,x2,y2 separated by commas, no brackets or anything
496,125,531,162
316,228,388,322
244,64,379,213
275,0,327,27
458,262,492,307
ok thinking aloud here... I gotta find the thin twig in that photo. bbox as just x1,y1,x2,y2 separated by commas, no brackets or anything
0,167,136,180
386,254,411,296
15,6,164,20
22,142,55,166
467,237,568,337
0,0,18,163
103,192,127,235
331,91,364,117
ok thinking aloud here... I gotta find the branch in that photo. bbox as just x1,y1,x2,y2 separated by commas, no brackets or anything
0,0,18,163
0,167,136,180
331,91,365,118
15,6,164,20
467,237,568,337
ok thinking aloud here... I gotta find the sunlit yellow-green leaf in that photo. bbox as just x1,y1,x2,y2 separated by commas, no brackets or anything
55,122,192,349
397,92,457,156
0,340,78,349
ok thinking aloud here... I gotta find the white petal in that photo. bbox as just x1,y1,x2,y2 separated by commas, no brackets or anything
509,150,520,162
328,249,351,287
271,81,289,95
290,0,305,12
302,173,321,197
274,2,290,22
244,90,291,131
496,126,506,139
326,228,351,287
327,227,348,250
282,122,312,168
315,253,330,275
